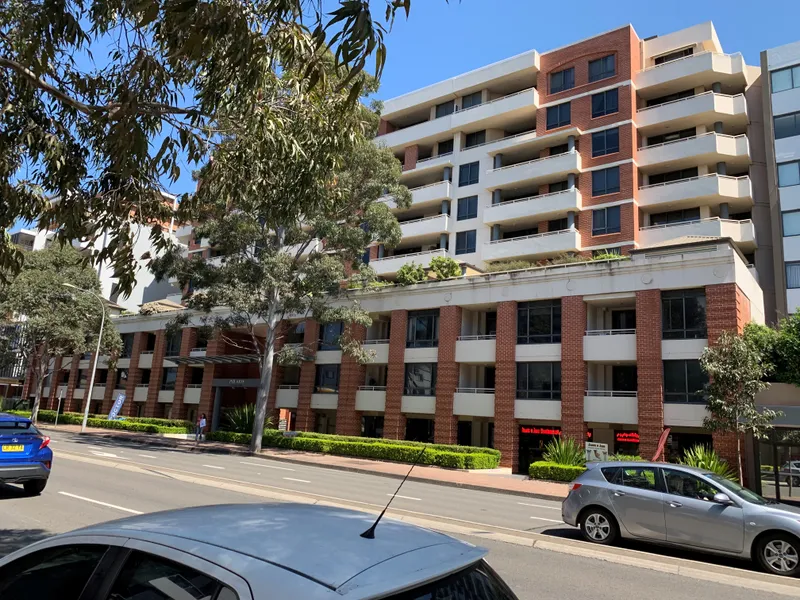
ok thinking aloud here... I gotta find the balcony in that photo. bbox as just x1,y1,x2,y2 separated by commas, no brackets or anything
638,174,752,211
483,228,580,262
382,180,452,210
453,388,495,418
311,393,338,410
638,133,750,170
134,385,148,402
399,214,450,241
355,386,386,412
455,336,496,363
483,189,581,226
484,149,580,190
583,330,637,362
584,391,638,425
514,398,561,420
664,402,708,427
371,248,446,277
401,395,436,415
363,340,390,363
636,92,748,133
184,384,202,405
138,351,154,369
73,388,85,400
158,390,175,403
286,238,323,260
91,386,106,400
275,385,298,409
639,218,756,251
190,348,207,358
635,52,748,98
401,153,453,177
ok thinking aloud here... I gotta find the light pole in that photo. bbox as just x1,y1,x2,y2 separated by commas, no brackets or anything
63,283,106,434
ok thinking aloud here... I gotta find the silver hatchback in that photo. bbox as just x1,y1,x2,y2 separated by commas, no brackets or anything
562,462,800,577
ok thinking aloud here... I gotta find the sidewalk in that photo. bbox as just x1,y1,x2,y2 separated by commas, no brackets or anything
42,423,570,501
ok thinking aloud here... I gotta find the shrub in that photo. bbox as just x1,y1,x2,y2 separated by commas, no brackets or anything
484,260,532,273
429,256,462,280
529,461,586,482
681,444,737,480
223,404,272,434
592,251,625,261
608,454,644,462
545,252,585,265
395,262,426,285
543,438,585,466
6,409,193,434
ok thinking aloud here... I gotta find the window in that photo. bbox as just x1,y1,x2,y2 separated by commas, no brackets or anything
465,130,486,148
459,162,480,186
502,227,538,240
648,167,699,186
591,89,618,118
407,310,439,348
517,300,561,344
516,362,561,399
592,128,619,157
59,369,70,384
787,262,800,289
645,88,694,108
318,321,344,350
771,64,800,93
457,196,478,221
0,544,109,600
435,100,455,118
661,289,707,339
315,364,340,393
550,67,575,93
664,469,719,501
592,167,620,196
647,127,696,146
618,466,659,491
160,367,178,390
115,369,128,389
461,91,483,109
778,161,800,187
650,207,701,226
108,550,234,600
548,217,568,231
654,47,693,65
437,139,454,155
404,363,437,396
121,333,135,358
549,143,569,156
164,331,182,357
546,102,571,130
549,180,569,193
95,369,108,385
77,369,87,388
783,211,800,237
588,54,615,82
140,369,151,385
456,230,476,255
775,111,800,140
394,560,516,600
611,308,636,329
592,206,621,235
664,360,707,403
286,321,306,344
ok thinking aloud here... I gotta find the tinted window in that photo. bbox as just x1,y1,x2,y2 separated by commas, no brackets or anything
664,469,719,501
650,207,701,226
592,167,620,196
457,196,478,221
389,560,516,600
620,466,658,491
645,88,694,108
546,103,571,130
115,369,129,388
459,162,480,187
772,65,800,93
779,161,800,187
549,180,569,193
661,289,706,339
407,310,439,348
550,67,575,94
775,112,800,140
121,333,135,358
591,89,618,118
456,230,476,255
0,544,108,600
461,91,482,109
435,101,455,118
516,362,561,400
161,367,178,390
437,139,454,155
654,47,693,65
465,130,486,148
318,321,344,350
315,364,340,393
592,128,619,157
647,127,696,146
783,211,800,237
601,466,621,483
404,363,437,396
0,420,39,432
517,300,561,344
589,55,615,82
648,167,698,186
592,206,621,236
663,360,707,403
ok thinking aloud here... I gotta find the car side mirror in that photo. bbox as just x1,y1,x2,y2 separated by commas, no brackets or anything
713,493,733,505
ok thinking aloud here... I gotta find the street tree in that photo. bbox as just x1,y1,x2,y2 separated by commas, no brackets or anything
429,256,462,280
0,0,425,294
744,316,800,387
151,63,410,453
700,330,781,482
0,245,122,422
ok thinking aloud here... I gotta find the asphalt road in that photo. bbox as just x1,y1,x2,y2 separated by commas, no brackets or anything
0,430,790,600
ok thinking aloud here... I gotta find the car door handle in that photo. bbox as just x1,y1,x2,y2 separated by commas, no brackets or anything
667,501,682,508
613,491,626,497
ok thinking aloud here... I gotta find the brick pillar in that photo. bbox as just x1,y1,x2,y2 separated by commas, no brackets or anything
266,321,288,427
337,323,366,436
144,330,167,417
295,320,319,432
561,296,586,444
64,354,81,412
103,358,117,414
636,289,664,460
171,328,197,420
403,144,419,171
124,332,147,416
495,302,518,470
384,310,408,440
47,356,62,409
435,306,461,444
198,332,224,425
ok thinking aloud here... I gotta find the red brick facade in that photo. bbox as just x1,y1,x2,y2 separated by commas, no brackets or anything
636,289,665,460
337,323,366,436
384,310,408,440
171,327,197,420
145,330,167,417
561,296,586,444
295,320,320,432
403,145,419,171
435,306,461,444
495,301,518,470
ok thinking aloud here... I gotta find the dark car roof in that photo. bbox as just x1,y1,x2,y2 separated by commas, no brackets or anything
0,412,31,423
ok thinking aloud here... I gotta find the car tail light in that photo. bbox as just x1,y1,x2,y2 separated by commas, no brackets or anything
43,461,51,469
39,437,50,450
570,483,582,492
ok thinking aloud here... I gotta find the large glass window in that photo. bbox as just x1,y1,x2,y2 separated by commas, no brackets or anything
464,130,486,148
661,289,707,339
161,367,178,390
459,162,480,187
592,128,619,157
592,206,621,235
121,333,135,358
783,211,800,237
774,111,800,140
406,310,439,348
647,127,696,146
664,360,707,403
654,47,693,65
315,364,340,393
778,161,800,187
546,102,571,130
650,207,701,226
461,91,483,109
648,167,698,186
591,89,618,118
589,54,615,82
550,67,575,93
645,88,694,108
404,363,437,396
517,300,561,344
76,369,88,389
164,330,182,357
115,369,128,389
591,166,620,196
435,100,455,118
457,196,478,221
787,262,800,289
455,230,476,255
286,321,306,344
318,321,344,350
516,362,561,400
437,138,454,155
772,64,800,93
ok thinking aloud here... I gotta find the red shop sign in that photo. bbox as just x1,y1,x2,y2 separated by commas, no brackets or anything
616,431,640,443
520,427,593,439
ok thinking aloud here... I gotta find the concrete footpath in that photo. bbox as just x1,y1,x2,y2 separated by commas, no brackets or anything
39,423,569,501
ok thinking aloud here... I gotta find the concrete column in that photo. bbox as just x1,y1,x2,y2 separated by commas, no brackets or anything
441,200,450,215
384,310,408,440
713,121,724,134
492,190,502,205
712,82,722,93
717,162,727,176
443,166,452,181
495,301,518,471
636,290,664,460
720,202,730,219
561,296,586,445
491,225,501,241
336,323,367,436
296,320,320,432
439,234,448,249
435,306,462,444
568,173,576,189
567,136,576,152
567,211,576,229
493,154,504,169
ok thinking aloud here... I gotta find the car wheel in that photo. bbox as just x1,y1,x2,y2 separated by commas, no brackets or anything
23,480,47,496
757,533,800,577
579,508,618,545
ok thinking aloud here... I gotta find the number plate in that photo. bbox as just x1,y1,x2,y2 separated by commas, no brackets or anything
1,445,24,452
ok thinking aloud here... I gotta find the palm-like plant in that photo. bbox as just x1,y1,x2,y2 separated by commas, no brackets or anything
681,445,737,481
224,404,272,434
543,438,585,466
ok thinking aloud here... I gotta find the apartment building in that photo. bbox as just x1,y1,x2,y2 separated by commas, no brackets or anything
762,41,800,317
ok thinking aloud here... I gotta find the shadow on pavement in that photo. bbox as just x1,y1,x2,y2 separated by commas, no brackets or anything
0,528,50,556
0,483,29,501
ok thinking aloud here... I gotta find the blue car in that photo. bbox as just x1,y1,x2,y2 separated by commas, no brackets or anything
0,413,52,495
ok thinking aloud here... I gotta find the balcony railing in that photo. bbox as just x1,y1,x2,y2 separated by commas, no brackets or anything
638,173,749,191
278,384,300,390
638,131,746,152
487,227,575,245
397,213,447,226
639,216,751,231
358,385,387,391
415,152,453,165
640,50,742,72
585,390,638,397
372,248,442,263
455,387,495,394
488,149,576,174
460,128,538,152
636,91,743,113
585,329,636,336
457,334,497,341
363,338,390,345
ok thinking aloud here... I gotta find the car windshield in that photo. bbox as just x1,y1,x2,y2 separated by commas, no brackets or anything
707,473,769,505
0,421,39,435
388,560,517,599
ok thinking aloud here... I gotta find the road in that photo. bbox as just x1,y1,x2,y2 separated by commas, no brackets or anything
0,430,794,600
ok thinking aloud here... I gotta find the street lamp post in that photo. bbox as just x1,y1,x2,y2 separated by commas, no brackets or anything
63,283,106,434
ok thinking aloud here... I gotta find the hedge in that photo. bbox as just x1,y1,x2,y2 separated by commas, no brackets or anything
528,461,587,482
4,410,193,434
207,430,500,469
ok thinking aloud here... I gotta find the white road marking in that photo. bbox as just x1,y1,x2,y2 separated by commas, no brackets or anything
58,491,143,515
283,477,311,483
518,502,561,510
87,446,106,450
389,494,421,501
90,451,129,460
240,461,295,471
138,454,156,458
530,516,563,523
203,464,225,470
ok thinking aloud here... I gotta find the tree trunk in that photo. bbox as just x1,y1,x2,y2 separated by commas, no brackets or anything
250,312,278,454
737,434,743,484
30,356,47,424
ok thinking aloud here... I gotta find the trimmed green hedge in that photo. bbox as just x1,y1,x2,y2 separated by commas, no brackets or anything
529,461,587,482
207,430,501,469
4,410,193,434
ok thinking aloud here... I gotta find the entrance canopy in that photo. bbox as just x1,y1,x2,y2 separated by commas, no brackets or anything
172,354,259,365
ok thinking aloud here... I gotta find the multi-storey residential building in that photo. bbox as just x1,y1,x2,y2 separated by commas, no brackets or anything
20,22,796,484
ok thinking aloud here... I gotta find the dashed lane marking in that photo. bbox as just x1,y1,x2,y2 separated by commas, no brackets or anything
283,477,311,483
58,491,143,515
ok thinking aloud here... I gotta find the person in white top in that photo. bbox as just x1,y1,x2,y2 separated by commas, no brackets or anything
196,413,207,442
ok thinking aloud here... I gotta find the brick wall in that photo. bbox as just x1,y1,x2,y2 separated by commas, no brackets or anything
495,301,518,470
337,323,366,436
144,330,167,417
435,306,461,444
403,145,419,171
124,332,147,416
171,327,197,420
295,320,319,432
561,296,586,444
64,353,81,412
198,332,224,424
636,289,664,460
577,199,637,249
47,356,62,409
377,118,396,136
384,310,408,440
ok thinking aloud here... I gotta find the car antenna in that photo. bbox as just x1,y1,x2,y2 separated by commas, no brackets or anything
360,445,427,539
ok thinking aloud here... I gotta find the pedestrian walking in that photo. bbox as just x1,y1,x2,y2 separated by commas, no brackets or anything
196,413,207,442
